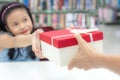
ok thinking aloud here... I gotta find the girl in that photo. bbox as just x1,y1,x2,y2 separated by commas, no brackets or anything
0,2,49,62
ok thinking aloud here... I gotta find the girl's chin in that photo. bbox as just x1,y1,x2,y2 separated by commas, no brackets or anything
23,32,31,35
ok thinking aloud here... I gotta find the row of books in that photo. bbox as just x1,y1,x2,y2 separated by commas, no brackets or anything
98,0,120,23
19,0,97,11
104,0,120,9
32,13,98,29
98,8,117,23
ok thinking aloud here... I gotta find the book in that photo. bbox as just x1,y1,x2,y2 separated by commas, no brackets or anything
68,0,73,9
59,14,65,29
92,0,96,10
53,0,59,10
65,13,74,28
77,13,82,28
29,0,38,11
52,13,58,29
72,0,76,9
85,0,93,10
81,0,85,10
63,0,69,10
59,0,64,10
39,14,47,27
23,0,29,7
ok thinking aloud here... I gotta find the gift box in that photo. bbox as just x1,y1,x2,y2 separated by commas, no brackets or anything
39,28,103,66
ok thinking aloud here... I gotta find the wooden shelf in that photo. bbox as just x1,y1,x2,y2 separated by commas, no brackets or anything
31,9,98,15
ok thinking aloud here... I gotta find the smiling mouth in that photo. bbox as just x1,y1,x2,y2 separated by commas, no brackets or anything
21,30,28,34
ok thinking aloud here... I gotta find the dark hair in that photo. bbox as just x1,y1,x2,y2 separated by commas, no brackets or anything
0,2,36,60
0,2,34,31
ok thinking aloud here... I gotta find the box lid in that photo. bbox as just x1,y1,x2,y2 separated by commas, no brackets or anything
39,28,103,48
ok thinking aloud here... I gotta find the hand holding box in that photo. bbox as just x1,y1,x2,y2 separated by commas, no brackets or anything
39,28,103,66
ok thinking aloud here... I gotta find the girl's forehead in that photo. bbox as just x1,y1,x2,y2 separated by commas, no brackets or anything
6,8,29,22
7,8,28,17
9,8,27,14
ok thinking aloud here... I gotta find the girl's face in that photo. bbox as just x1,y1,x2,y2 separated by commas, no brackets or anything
6,8,33,35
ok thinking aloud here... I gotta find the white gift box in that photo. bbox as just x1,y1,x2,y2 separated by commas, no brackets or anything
40,28,103,66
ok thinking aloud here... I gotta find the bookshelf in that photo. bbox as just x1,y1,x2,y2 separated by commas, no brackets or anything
0,0,17,1
0,0,18,11
31,9,98,15
29,0,100,29
0,0,100,29
98,0,120,25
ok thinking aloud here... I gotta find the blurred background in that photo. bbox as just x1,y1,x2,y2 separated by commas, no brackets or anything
1,0,120,54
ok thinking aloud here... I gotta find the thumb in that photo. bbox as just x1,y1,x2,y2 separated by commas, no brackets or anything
74,33,87,47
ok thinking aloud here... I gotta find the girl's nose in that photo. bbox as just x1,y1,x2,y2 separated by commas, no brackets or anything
20,24,26,30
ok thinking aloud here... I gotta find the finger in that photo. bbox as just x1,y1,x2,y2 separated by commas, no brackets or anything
75,34,96,50
36,29,44,33
32,38,37,48
83,65,92,71
33,49,41,55
32,36,40,52
68,63,74,70
36,33,41,50
33,30,41,50
32,48,40,52
68,59,75,70
74,34,87,47
84,67,90,71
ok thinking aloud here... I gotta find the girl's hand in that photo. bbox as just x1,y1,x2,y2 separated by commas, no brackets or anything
32,29,46,58
68,34,101,70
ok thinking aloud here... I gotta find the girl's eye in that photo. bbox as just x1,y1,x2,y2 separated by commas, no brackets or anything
13,22,18,26
23,18,27,22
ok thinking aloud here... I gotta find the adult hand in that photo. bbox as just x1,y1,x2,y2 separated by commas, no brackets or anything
68,34,101,70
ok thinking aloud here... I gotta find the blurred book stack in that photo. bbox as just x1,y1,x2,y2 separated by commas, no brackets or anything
18,0,98,29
